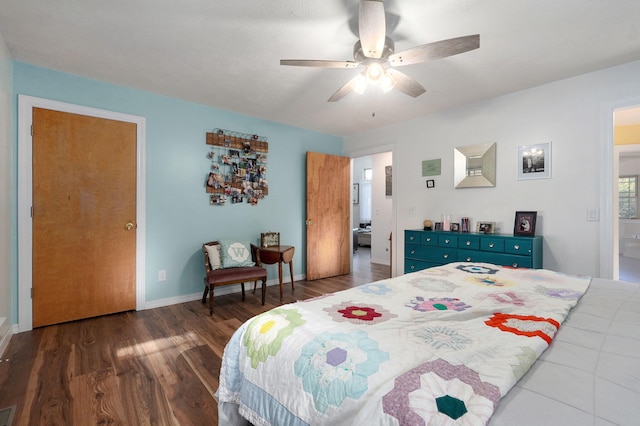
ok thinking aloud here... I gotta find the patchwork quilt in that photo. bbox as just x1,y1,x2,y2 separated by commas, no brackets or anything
216,262,591,425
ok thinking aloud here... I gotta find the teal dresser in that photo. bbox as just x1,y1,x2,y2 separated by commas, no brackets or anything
404,229,542,273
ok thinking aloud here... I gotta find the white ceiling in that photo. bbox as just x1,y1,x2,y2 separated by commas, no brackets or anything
1,0,640,136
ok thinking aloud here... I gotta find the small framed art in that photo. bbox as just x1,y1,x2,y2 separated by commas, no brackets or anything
518,142,551,180
353,183,359,204
476,222,495,234
514,211,537,236
260,232,280,247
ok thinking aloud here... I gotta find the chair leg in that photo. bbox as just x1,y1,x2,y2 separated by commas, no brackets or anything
241,283,245,301
208,284,214,316
261,277,267,305
202,281,209,304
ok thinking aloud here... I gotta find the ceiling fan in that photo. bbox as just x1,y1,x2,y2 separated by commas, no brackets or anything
280,0,479,102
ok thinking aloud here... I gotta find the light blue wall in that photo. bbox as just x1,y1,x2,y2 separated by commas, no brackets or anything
11,62,343,322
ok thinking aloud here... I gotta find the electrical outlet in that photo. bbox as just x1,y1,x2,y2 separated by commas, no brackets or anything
158,270,167,281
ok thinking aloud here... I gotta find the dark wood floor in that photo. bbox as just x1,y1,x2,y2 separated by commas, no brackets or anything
0,249,388,425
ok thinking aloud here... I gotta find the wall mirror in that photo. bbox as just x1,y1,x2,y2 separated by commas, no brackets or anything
454,142,496,188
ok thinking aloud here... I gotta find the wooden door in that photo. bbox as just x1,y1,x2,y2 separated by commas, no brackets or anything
306,152,351,280
32,108,137,327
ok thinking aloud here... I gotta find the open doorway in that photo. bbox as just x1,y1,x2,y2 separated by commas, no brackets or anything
614,106,640,282
351,151,393,276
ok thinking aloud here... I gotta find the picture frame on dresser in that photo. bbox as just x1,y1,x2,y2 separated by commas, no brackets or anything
514,211,537,236
476,222,495,234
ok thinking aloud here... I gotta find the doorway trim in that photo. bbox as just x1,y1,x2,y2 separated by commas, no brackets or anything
17,95,146,332
345,143,397,276
600,97,640,279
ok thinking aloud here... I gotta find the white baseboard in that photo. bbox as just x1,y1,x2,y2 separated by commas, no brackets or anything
143,274,305,310
371,258,391,266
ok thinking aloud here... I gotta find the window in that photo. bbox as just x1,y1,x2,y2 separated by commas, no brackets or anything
619,175,638,219
363,168,372,182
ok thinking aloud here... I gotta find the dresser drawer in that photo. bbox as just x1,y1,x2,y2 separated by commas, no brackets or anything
460,250,532,268
458,235,480,250
422,233,438,246
438,234,458,247
486,253,533,268
505,239,533,255
405,244,432,259
404,259,436,273
458,249,486,263
405,230,422,244
480,237,505,252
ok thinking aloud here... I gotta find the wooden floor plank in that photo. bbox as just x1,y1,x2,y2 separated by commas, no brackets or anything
1,253,387,424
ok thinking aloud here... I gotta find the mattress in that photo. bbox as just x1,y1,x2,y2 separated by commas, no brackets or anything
216,265,640,425
489,277,640,425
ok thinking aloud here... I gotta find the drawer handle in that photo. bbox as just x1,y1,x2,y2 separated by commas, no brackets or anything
426,238,431,242
410,236,414,241
445,239,450,244
443,254,449,259
466,257,471,261
489,243,494,248
411,265,415,270
411,250,416,254
514,245,520,250
512,263,518,268
465,241,471,246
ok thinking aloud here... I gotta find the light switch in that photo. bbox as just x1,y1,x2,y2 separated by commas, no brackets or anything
587,208,599,222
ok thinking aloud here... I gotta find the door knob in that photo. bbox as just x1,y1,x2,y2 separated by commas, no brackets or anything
306,219,314,225
125,222,135,230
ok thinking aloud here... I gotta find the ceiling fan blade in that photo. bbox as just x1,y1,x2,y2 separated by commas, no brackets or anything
359,0,386,58
280,59,359,68
389,34,480,67
328,72,366,102
386,69,426,98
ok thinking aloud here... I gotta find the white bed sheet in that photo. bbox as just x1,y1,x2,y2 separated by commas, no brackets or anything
489,278,640,425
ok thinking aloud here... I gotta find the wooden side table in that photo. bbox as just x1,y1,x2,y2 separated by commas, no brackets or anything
255,245,295,299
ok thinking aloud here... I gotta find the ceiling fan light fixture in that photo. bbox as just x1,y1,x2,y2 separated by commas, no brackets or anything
365,62,385,84
380,72,395,93
352,74,368,94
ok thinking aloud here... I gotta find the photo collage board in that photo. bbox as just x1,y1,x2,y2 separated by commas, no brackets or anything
206,129,268,206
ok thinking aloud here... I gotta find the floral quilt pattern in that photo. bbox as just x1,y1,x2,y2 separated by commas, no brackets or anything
217,262,590,425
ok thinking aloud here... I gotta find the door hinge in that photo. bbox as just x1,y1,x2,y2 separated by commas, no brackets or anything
31,287,33,298
31,125,33,136
31,206,33,218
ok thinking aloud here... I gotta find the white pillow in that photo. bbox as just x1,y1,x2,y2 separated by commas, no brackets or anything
205,244,222,270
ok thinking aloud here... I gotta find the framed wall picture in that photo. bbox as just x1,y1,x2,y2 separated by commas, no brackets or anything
518,142,551,180
353,183,359,204
514,211,537,236
260,232,280,247
385,166,392,196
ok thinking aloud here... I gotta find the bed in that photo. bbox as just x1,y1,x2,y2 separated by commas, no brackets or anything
216,262,640,425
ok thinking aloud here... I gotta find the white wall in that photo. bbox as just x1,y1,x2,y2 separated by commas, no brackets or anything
351,156,372,228
0,33,12,353
345,60,640,278
371,151,392,265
